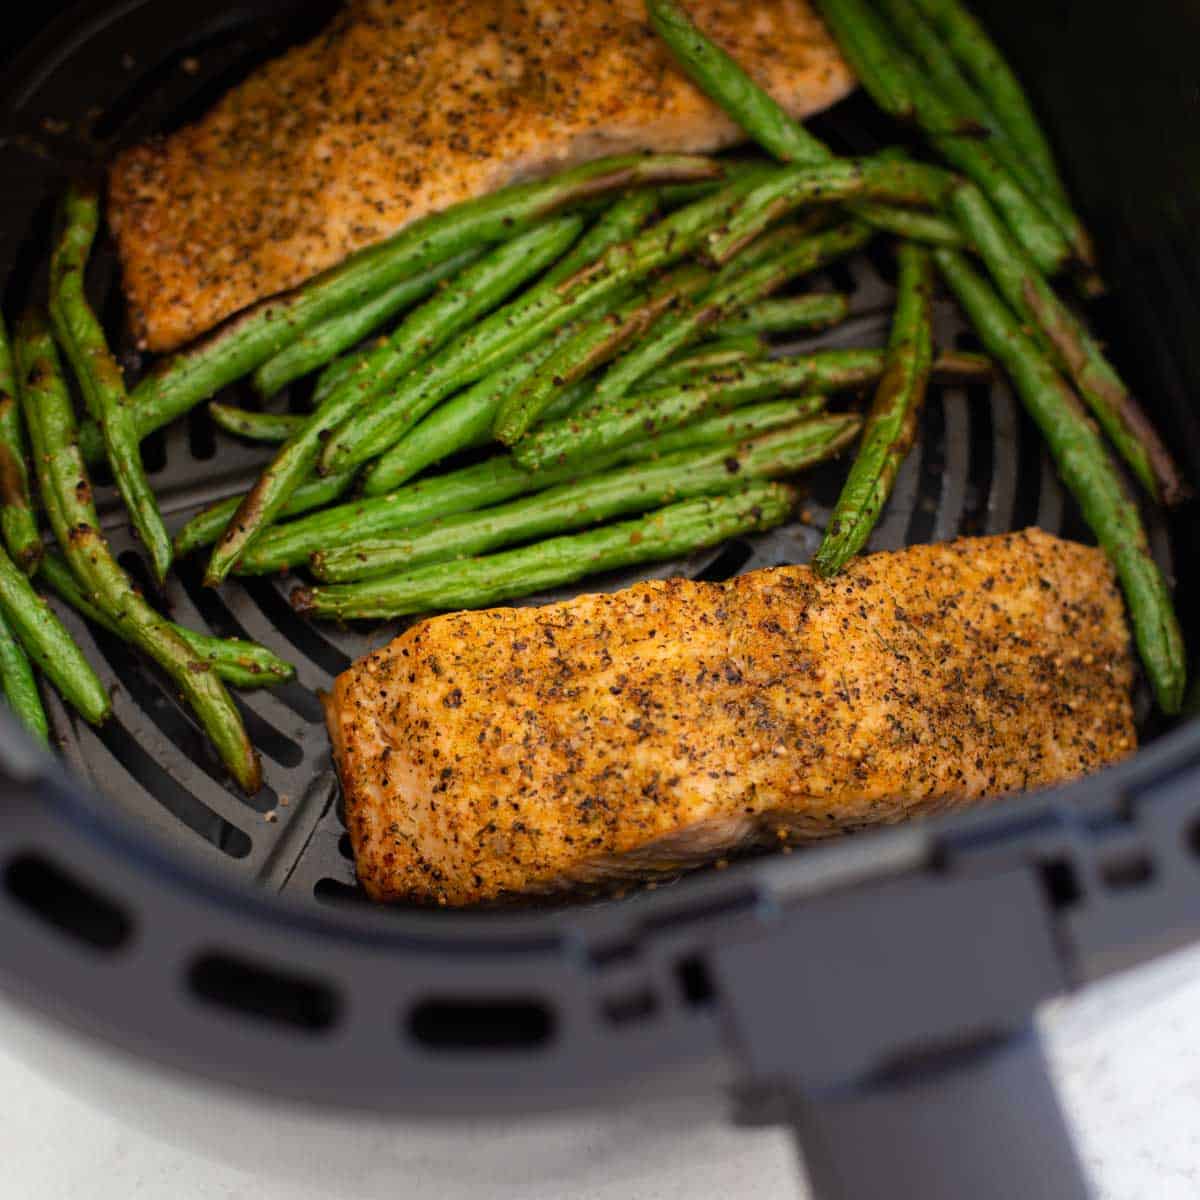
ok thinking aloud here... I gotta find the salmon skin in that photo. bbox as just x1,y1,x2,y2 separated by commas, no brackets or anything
324,528,1136,906
107,0,855,351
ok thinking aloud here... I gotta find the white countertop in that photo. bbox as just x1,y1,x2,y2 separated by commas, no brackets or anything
4,940,1200,1199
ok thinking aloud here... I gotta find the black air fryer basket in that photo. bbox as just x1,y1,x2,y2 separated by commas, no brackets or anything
1,2,1198,1196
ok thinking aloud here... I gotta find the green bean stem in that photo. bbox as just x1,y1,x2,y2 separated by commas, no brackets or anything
292,483,794,620
250,248,484,399
814,242,934,575
0,603,48,743
204,215,584,585
933,247,1184,713
0,317,41,573
51,185,174,581
315,417,859,582
37,553,294,689
16,312,259,790
949,182,1183,504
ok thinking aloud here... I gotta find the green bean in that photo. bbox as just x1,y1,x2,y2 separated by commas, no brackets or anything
37,552,293,689
292,483,794,620
516,347,984,472
208,404,304,444
330,169,782,472
705,160,953,265
658,159,773,207
172,470,356,559
813,0,1071,275
0,317,41,573
307,193,661,412
645,0,972,243
0,540,108,727
251,248,484,399
314,417,858,582
51,185,173,581
16,312,259,790
101,154,719,454
933,247,1185,713
588,221,872,410
238,396,826,575
356,328,580,492
633,337,769,392
948,182,1183,504
908,0,1072,208
814,243,934,575
492,264,713,445
307,190,663,419
874,0,1092,267
204,216,584,586
710,294,849,339
0,603,47,744
831,201,967,248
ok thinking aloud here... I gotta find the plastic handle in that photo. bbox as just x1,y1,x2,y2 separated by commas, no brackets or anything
789,1028,1091,1200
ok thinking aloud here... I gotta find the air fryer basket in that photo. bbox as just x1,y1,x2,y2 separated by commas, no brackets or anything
0,2,1197,1197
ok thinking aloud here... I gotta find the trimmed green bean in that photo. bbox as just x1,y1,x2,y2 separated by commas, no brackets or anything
314,417,858,582
517,347,984,472
835,201,966,248
292,483,795,620
874,0,1091,267
172,470,356,559
706,160,953,265
0,539,108,727
933,247,1185,713
813,0,1071,275
0,317,41,573
239,396,826,575
949,182,1183,504
324,168,781,472
307,192,664,414
251,248,484,398
356,328,578,493
208,404,304,444
909,0,1072,207
204,216,584,585
814,242,934,575
492,264,713,446
0,604,47,743
589,221,872,410
16,312,259,790
37,552,294,689
51,185,173,581
710,294,849,339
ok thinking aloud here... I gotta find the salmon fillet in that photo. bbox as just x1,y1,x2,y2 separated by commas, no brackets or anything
325,529,1136,905
107,0,855,351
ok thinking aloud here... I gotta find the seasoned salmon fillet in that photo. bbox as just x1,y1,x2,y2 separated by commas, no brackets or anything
107,0,855,351
325,529,1136,905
